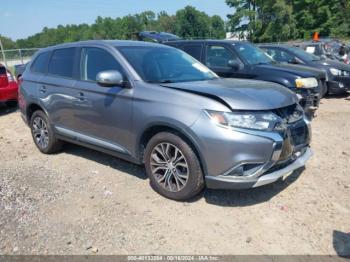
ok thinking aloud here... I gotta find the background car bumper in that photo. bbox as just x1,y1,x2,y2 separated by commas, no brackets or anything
205,147,312,189
0,85,18,102
327,79,350,94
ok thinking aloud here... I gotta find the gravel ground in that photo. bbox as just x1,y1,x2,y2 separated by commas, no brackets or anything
0,95,349,256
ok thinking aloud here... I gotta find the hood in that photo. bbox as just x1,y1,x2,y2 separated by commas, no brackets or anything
161,78,297,111
254,63,324,78
313,59,350,71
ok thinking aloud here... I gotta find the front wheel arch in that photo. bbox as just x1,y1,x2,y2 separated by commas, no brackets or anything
138,124,207,177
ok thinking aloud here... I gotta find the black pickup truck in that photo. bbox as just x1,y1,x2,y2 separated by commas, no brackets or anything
165,40,326,117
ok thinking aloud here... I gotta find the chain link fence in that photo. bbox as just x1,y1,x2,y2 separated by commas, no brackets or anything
0,48,40,68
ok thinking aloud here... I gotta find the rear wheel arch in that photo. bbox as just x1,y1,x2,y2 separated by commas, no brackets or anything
26,103,46,123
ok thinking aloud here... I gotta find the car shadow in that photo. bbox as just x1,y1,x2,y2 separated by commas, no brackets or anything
58,142,305,205
63,143,147,180
197,167,305,207
324,92,350,100
333,230,350,258
0,104,18,116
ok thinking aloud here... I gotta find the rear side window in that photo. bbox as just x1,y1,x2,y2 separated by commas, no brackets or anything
0,66,6,75
182,45,202,61
48,48,76,78
31,51,50,74
80,47,124,81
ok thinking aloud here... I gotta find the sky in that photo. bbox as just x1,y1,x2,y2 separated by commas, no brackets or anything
0,0,230,40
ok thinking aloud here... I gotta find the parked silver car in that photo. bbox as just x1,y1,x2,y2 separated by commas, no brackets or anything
19,40,312,200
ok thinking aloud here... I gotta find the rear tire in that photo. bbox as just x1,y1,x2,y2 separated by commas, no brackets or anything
144,132,204,201
30,110,62,154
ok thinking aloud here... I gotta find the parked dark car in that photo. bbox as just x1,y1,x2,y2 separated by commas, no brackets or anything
136,31,180,43
259,44,350,95
294,41,337,61
165,40,325,117
19,40,312,200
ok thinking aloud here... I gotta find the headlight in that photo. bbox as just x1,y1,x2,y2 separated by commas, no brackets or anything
330,68,350,76
295,77,318,88
205,110,280,131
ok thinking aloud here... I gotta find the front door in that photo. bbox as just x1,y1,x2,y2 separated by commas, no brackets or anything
71,47,133,154
204,44,244,78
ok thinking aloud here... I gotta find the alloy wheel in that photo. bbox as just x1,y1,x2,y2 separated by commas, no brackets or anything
32,116,49,149
150,143,189,192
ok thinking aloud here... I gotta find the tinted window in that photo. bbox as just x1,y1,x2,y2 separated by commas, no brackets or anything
80,47,123,81
232,42,273,65
118,46,218,83
182,45,202,61
206,45,238,68
0,66,6,75
31,51,50,74
263,48,295,63
286,46,320,61
48,48,75,78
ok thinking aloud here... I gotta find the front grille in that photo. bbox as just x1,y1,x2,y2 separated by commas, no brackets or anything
272,104,297,119
290,124,308,146
272,104,309,162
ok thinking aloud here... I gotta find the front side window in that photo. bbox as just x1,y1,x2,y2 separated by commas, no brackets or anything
232,42,274,65
117,46,218,83
31,51,51,74
48,48,75,78
206,45,238,68
80,47,124,81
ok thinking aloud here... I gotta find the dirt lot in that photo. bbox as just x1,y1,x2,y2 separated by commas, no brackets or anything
0,95,349,256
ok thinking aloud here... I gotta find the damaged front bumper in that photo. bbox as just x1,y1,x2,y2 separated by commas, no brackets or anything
204,117,313,190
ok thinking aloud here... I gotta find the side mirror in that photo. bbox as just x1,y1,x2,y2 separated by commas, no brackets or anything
227,60,240,70
96,70,124,87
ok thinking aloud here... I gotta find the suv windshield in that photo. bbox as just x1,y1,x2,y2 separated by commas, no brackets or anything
286,46,321,62
232,42,274,65
117,46,218,83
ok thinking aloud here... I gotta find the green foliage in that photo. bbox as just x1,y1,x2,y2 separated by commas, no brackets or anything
0,35,17,49
13,6,225,48
226,0,350,42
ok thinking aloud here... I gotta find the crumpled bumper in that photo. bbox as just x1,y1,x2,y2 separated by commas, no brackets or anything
205,147,312,189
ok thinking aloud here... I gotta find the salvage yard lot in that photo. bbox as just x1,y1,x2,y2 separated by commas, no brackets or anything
0,95,349,255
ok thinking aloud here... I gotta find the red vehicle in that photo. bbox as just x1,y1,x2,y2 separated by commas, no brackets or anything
0,63,18,107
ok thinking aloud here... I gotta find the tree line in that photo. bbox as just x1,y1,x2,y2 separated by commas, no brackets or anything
0,6,225,49
1,1,349,49
226,0,350,42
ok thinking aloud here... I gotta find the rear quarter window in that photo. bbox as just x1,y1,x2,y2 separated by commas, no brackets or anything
48,48,76,78
31,51,51,74
182,45,202,61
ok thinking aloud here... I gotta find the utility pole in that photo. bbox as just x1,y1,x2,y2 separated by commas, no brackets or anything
0,39,7,67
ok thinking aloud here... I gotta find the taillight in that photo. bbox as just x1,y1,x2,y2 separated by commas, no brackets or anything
0,74,9,87
6,71,16,83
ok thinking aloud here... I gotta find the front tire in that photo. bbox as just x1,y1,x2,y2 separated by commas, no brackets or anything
30,110,62,154
144,132,204,201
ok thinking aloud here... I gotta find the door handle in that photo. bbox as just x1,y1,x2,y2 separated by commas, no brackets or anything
39,85,46,93
77,92,86,101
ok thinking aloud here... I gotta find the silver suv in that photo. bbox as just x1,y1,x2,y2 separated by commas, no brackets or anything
19,40,312,200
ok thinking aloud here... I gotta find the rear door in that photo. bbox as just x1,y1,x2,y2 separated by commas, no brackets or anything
40,47,78,130
72,46,133,154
